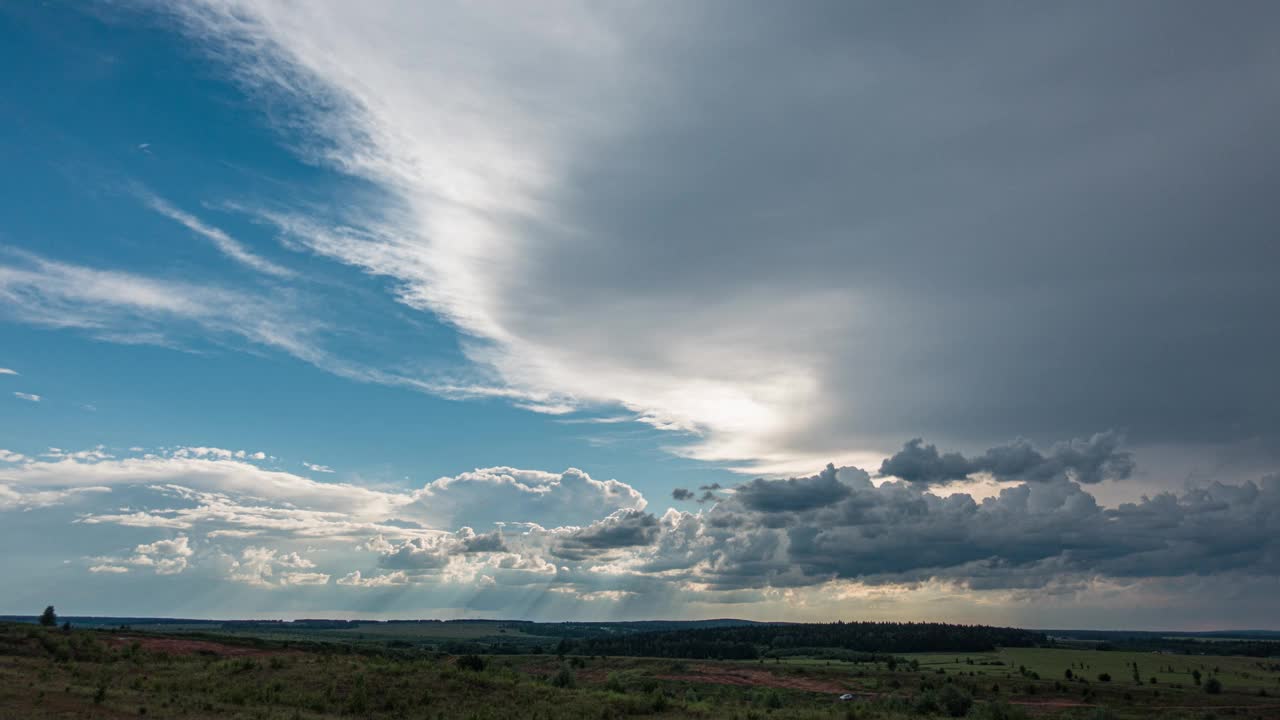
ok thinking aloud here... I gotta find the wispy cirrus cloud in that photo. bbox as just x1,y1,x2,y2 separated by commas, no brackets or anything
12,392,41,402
0,368,17,375
139,191,294,278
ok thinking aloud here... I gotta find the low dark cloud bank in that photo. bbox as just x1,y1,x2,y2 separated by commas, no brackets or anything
878,431,1135,485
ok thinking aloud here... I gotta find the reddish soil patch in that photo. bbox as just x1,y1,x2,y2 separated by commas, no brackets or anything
105,635,282,657
657,664,851,694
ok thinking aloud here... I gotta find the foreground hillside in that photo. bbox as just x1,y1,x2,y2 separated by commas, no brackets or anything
1,623,1278,719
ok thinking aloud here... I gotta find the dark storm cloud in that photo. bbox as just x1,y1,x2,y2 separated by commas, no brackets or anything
646,463,1280,592
734,463,854,511
504,0,1280,459
553,509,661,560
878,432,1134,485
671,488,694,501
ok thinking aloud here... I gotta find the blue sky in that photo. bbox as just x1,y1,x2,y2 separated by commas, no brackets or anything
2,2,1279,628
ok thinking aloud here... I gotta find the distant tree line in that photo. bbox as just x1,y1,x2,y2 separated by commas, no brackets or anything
559,621,1044,659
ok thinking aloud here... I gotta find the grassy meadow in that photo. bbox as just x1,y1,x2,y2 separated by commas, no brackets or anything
2,622,1279,719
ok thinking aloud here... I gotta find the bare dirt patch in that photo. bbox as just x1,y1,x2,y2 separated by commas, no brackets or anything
105,635,281,657
657,664,852,694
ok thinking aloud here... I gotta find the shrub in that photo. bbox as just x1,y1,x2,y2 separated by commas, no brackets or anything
912,690,940,715
761,689,783,709
1097,673,1111,682
939,685,974,717
456,655,487,672
550,663,576,689
972,700,1029,720
1204,677,1223,695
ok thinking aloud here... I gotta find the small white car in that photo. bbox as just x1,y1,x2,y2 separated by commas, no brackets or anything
838,693,856,701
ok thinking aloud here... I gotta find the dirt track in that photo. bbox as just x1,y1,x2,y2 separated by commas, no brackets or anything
656,664,851,694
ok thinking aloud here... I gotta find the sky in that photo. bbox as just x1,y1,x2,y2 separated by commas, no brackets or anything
1,1,1278,629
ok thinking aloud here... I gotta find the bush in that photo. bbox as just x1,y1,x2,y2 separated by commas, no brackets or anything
972,700,1029,720
1097,673,1111,682
761,689,783,709
912,690,940,715
605,672,625,694
1204,677,1223,695
550,663,576,689
456,655,487,672
939,685,974,717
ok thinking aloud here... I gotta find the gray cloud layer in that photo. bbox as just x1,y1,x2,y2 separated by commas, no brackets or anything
878,432,1135,485
648,462,1280,592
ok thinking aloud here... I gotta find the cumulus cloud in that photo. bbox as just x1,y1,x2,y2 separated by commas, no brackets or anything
131,535,193,575
404,467,645,528
734,464,859,512
0,446,643,549
221,546,328,587
336,570,409,588
303,462,334,473
552,509,660,561
3,437,1277,617
878,432,1135,486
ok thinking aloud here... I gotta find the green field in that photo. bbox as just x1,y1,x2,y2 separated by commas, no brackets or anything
906,647,1280,693
3,623,1279,719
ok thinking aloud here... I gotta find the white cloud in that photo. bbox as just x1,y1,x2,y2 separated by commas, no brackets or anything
336,570,409,588
13,392,40,402
0,368,17,375
0,483,110,511
131,535,194,575
223,547,332,588
89,564,130,574
140,191,294,278
0,451,403,520
404,467,646,528
303,461,334,473
280,571,330,586
0,446,645,547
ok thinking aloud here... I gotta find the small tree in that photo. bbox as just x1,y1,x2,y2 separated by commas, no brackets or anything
1192,669,1202,685
39,606,57,627
1204,677,1223,695
1097,673,1112,682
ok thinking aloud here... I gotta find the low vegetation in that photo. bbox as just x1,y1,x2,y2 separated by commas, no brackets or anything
1,621,1278,718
